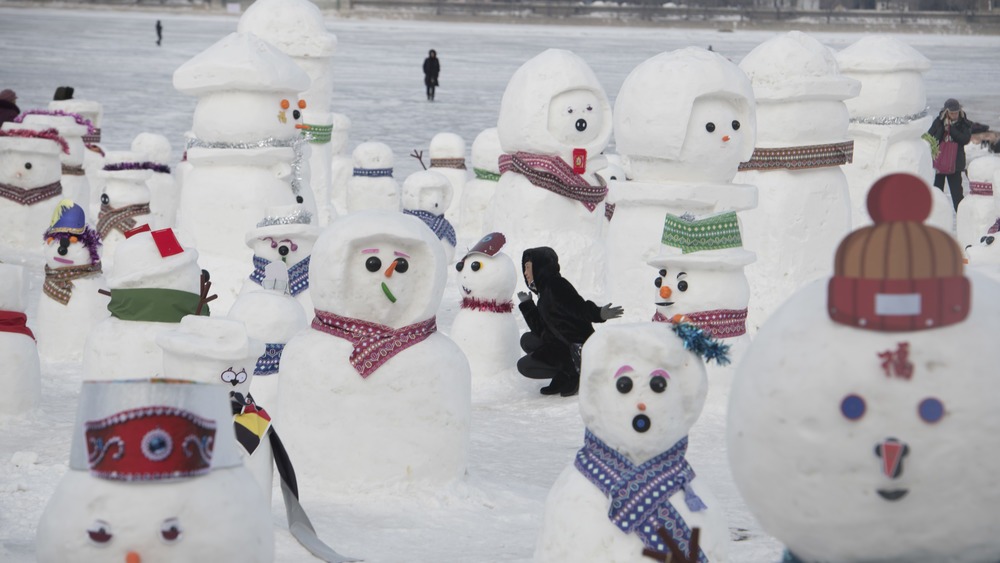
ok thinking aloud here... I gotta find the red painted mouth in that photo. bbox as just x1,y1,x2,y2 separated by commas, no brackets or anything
53,257,73,264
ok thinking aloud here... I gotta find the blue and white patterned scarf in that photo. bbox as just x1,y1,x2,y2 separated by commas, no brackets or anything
249,255,310,297
254,342,285,376
403,209,457,247
575,429,709,562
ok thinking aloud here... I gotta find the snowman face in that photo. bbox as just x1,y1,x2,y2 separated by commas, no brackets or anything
0,148,61,188
547,89,604,147
250,234,314,266
44,235,96,268
652,264,750,316
455,252,517,302
965,231,1000,265
405,183,451,214
338,239,435,327
677,96,748,174
219,365,253,397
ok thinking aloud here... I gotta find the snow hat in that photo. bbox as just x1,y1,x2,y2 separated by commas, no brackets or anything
46,199,87,236
237,0,337,58
647,211,755,269
828,173,969,331
244,205,318,247
67,379,242,481
0,124,69,155
107,227,201,292
944,98,962,111
173,32,310,95
739,31,860,102
0,89,15,103
156,316,264,396
98,150,154,182
462,232,506,261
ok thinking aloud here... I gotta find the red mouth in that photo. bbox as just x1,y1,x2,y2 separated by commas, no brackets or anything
53,257,73,264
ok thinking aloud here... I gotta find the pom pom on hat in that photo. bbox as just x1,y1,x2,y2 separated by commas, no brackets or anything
866,173,932,223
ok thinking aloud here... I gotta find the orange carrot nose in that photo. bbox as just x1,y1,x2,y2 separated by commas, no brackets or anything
659,286,672,299
722,135,730,142
126,552,141,563
637,403,646,411
295,124,312,130
384,260,398,278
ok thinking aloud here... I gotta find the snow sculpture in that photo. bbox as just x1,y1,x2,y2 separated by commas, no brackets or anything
36,200,110,362
345,141,400,212
327,112,353,220
535,323,727,563
402,169,457,263
728,173,1000,563
35,378,275,562
608,47,757,322
458,127,502,239
488,49,614,296
0,263,41,415
15,110,92,207
734,31,860,334
958,155,1000,252
241,204,319,320
131,132,177,229
427,131,469,220
96,151,153,269
279,210,471,492
0,124,68,254
48,97,106,210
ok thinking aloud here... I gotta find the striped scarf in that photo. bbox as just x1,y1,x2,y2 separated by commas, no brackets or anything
430,157,467,170
575,430,708,563
738,140,854,172
311,310,437,378
403,209,457,246
43,262,103,305
461,296,514,313
97,202,150,239
498,152,607,213
652,308,747,339
62,163,86,176
0,180,62,206
474,167,500,182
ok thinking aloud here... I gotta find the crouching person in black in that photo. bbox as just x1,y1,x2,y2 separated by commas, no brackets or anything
516,247,623,396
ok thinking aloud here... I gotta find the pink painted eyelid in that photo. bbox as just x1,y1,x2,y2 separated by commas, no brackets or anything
394,251,410,258
650,369,670,379
361,249,379,254
614,365,633,378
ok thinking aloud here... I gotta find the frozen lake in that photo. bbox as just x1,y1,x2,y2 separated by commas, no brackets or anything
1,6,999,562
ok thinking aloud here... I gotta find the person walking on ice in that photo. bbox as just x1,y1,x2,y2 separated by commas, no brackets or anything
423,49,440,101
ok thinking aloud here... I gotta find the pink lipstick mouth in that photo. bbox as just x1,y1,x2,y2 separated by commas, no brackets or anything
53,257,73,264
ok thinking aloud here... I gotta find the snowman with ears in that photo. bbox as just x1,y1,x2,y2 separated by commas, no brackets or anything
535,323,729,563
242,205,319,318
402,169,457,263
729,173,1000,562
488,49,614,297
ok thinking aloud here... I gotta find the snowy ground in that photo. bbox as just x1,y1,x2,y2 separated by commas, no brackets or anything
2,7,1000,562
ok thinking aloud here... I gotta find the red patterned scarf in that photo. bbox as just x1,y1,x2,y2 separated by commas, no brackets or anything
737,141,854,172
311,310,437,378
0,311,34,340
498,152,607,212
43,263,103,305
97,202,150,239
430,157,467,170
461,296,514,313
0,180,62,206
652,308,747,339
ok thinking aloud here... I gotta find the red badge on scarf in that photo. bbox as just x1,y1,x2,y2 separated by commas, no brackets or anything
573,149,586,175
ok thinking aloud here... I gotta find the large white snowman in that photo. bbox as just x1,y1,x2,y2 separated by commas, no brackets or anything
0,263,41,416
35,378,275,562
735,31,860,335
15,110,92,207
535,323,727,563
402,169,457,263
241,205,319,318
96,150,153,269
608,47,758,321
278,210,471,492
958,154,1000,251
458,127,502,240
728,173,1000,562
0,124,67,254
427,131,469,220
131,132,177,229
488,49,613,297
36,199,110,362
345,141,400,213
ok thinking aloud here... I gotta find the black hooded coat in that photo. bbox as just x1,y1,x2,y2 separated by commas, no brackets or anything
927,109,973,172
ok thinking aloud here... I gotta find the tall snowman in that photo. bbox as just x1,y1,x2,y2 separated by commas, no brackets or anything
488,49,613,297
734,31,860,334
96,150,153,269
278,210,471,493
535,323,728,563
0,263,41,416
728,173,1000,562
458,127,502,240
345,141,400,213
0,125,67,255
608,47,757,321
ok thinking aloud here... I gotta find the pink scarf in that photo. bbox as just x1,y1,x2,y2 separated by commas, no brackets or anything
311,310,437,378
652,308,747,339
461,296,514,313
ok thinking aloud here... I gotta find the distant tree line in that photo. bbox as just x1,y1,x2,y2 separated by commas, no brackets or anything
581,0,988,11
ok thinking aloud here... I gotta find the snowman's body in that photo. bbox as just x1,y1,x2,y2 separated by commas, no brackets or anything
0,125,66,254
427,132,469,221
957,155,1000,251
18,113,91,206
402,170,457,263
345,141,400,213
132,133,177,229
536,323,727,563
487,49,613,297
0,264,41,416
278,211,470,492
96,151,153,270
458,128,502,240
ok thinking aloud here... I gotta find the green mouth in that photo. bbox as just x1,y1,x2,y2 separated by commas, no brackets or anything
381,282,397,303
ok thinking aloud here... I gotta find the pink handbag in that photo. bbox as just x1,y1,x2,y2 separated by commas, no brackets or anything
933,140,957,174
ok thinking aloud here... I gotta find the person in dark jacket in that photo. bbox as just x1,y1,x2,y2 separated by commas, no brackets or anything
927,98,973,211
0,90,20,125
423,50,440,102
516,247,623,396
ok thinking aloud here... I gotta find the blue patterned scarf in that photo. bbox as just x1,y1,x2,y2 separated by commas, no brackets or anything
575,429,708,562
249,255,310,297
403,209,456,246
255,342,285,376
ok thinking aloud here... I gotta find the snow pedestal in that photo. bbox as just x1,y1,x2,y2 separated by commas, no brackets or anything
0,124,68,256
17,112,91,208
0,263,41,416
96,151,153,272
458,127,502,241
131,133,178,229
958,155,1000,251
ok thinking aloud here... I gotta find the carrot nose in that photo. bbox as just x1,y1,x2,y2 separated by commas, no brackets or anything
637,403,646,411
659,286,672,299
722,135,730,142
384,260,398,278
295,124,311,130
126,552,141,563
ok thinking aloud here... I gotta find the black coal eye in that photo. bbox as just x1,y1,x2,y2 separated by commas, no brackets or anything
677,280,688,292
616,376,633,394
456,261,464,272
659,269,666,276
654,277,662,288
278,245,289,256
101,194,109,205
732,120,741,131
988,236,996,246
394,258,409,273
296,195,304,204
471,261,481,272
650,376,667,393
705,122,716,133
365,256,381,272
982,236,988,243
293,110,301,120
24,162,32,170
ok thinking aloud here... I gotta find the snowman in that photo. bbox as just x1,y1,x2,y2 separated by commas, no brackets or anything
15,109,93,207
535,323,728,563
131,132,177,229
327,112,353,220
607,48,758,321
487,48,613,297
96,151,153,269
728,173,1000,562
345,141,400,213
0,263,41,416
83,226,211,382
35,378,275,562
458,127,502,240
0,124,68,255
427,131,469,220
957,155,1000,251
36,199,110,362
278,210,471,492
450,232,520,395
402,169,457,263
48,97,106,209
241,205,319,323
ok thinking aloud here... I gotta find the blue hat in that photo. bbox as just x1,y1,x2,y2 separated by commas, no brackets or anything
46,199,87,236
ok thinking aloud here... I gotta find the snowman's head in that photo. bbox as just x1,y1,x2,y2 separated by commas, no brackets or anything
429,132,466,160
18,112,89,166
498,49,611,162
456,251,516,303
156,316,264,398
99,151,153,208
650,261,750,318
580,323,707,465
402,170,453,214
470,128,502,174
0,125,67,188
964,227,1000,265
43,199,102,269
131,133,172,165
352,141,394,170
245,206,318,266
311,211,446,329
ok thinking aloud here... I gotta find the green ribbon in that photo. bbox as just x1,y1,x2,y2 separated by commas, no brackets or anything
107,288,209,322
474,167,500,182
661,211,743,254
302,123,332,144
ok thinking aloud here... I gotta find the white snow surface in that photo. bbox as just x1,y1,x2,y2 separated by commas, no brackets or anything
2,7,1000,562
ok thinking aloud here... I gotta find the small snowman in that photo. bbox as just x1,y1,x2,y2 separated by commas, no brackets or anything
0,124,68,254
0,263,41,416
15,109,93,207
345,141,400,213
458,127,502,239
131,132,177,229
957,155,1000,251
35,378,275,562
242,205,319,318
402,169,457,263
728,173,1000,562
36,199,110,362
96,151,153,269
535,323,728,563
278,210,471,493
450,232,520,395
488,49,614,296
427,131,469,219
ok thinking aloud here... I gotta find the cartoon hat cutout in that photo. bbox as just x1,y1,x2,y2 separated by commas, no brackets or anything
828,173,970,331
46,199,87,236
463,232,506,261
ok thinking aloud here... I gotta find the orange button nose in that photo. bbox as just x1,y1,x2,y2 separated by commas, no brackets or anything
637,403,646,411
659,286,672,299
126,552,141,563
722,136,730,142
384,260,398,278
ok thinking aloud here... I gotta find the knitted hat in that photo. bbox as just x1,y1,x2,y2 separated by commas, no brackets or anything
828,173,969,331
944,98,961,111
462,232,506,261
0,89,16,103
647,210,755,269
46,199,87,236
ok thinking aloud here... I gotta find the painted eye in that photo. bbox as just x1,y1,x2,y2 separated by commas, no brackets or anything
394,257,409,273
298,99,307,109
87,520,113,545
278,245,289,256
296,195,304,204
616,376,633,394
471,261,482,272
280,99,290,109
160,517,182,544
567,108,573,114
293,110,301,120
221,368,237,383
654,277,662,288
677,280,688,292
982,236,988,243
586,105,593,111
24,162,32,170
366,256,382,272
918,397,944,423
732,120,741,131
456,261,464,272
100,194,109,205
841,394,866,420
234,369,248,384
705,122,716,133
659,269,666,277
987,236,996,246
650,376,667,393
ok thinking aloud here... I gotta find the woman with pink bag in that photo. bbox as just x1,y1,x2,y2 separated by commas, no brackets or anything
927,98,973,211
